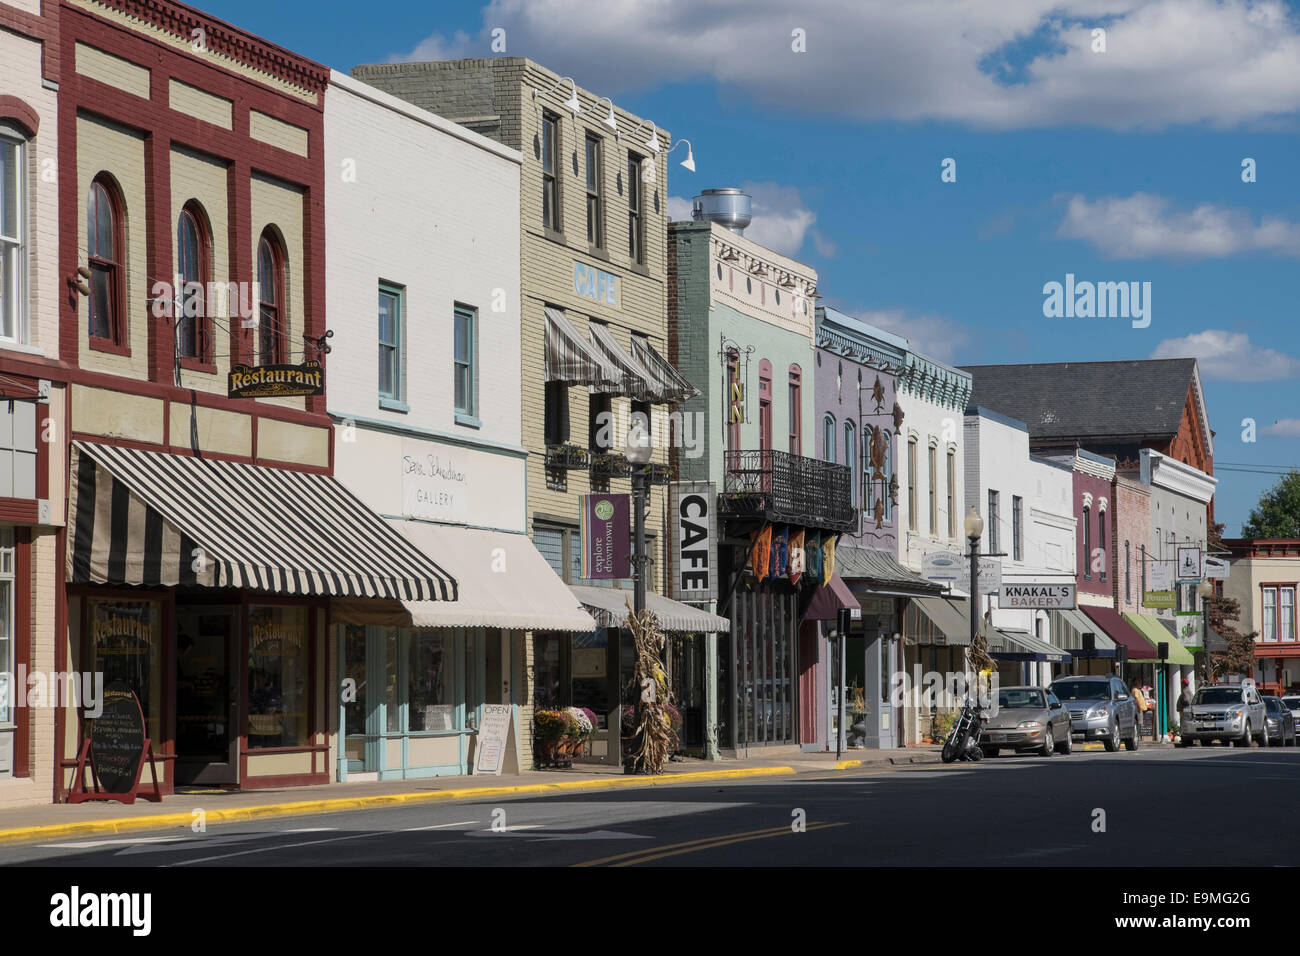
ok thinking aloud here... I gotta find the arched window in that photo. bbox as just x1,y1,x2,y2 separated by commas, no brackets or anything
1125,540,1131,603
844,420,856,509
758,359,772,451
823,414,836,463
87,175,125,344
176,203,210,361
1082,506,1092,580
788,364,802,455
257,230,285,365
0,126,26,342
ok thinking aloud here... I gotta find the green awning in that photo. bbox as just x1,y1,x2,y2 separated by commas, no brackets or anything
1122,612,1195,665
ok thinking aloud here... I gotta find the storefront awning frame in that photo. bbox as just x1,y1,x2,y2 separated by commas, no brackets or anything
544,307,622,387
570,585,731,633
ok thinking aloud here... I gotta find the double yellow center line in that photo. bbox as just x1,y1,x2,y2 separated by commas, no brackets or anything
573,821,847,867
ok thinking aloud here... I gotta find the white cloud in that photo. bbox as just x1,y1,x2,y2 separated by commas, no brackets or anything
852,308,971,365
1264,418,1300,436
390,0,1300,130
666,182,819,257
1150,329,1300,380
388,29,474,63
1057,193,1300,259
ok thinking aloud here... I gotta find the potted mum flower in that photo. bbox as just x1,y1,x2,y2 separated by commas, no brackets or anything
533,708,568,767
563,706,594,759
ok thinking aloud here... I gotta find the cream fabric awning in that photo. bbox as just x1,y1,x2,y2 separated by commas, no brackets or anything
570,585,731,633
393,521,597,631
629,337,700,402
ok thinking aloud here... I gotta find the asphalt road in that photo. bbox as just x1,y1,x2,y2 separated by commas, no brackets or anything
5,746,1299,867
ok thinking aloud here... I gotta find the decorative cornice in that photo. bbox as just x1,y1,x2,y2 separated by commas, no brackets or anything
1141,448,1217,504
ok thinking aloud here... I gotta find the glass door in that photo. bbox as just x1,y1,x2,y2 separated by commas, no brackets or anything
175,606,239,786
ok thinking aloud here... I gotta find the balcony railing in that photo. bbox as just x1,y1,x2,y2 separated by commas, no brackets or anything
721,449,856,533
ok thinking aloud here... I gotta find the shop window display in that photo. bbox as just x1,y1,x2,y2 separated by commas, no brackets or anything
247,605,309,748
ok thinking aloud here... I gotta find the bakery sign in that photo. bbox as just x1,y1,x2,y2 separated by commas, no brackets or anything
228,360,324,399
999,583,1076,610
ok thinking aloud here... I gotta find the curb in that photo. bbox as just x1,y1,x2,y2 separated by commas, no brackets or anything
0,766,797,847
834,753,942,770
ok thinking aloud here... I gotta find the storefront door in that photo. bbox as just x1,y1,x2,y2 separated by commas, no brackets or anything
175,606,239,786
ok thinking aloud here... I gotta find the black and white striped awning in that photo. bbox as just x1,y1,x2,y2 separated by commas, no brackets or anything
629,337,700,402
67,441,457,600
544,307,621,387
587,321,663,402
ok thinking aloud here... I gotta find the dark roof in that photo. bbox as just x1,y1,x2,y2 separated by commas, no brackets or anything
960,359,1197,444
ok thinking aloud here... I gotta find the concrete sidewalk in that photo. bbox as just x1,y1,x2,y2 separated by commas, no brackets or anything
0,748,941,846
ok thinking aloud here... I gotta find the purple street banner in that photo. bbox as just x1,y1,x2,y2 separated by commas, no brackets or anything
771,526,789,579
580,494,631,579
788,529,806,586
807,531,823,582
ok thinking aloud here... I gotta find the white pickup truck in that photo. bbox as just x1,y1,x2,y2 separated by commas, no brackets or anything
1179,679,1268,747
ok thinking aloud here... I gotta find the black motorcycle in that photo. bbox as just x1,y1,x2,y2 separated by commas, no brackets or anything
941,697,988,763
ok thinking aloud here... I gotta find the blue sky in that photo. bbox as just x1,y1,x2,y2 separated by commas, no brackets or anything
205,0,1300,533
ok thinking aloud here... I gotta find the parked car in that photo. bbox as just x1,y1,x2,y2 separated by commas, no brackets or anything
1263,696,1297,746
1178,680,1267,747
979,686,1072,757
1283,695,1300,731
1048,675,1140,752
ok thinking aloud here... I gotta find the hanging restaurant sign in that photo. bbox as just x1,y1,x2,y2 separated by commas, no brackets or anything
228,360,324,399
669,482,717,601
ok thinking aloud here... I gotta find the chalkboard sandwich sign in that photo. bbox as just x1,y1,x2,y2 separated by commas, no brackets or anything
69,681,162,804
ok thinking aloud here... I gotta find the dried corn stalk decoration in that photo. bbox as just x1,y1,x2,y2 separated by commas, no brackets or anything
625,599,672,775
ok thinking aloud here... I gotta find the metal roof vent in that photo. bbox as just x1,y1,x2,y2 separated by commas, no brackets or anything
692,188,752,236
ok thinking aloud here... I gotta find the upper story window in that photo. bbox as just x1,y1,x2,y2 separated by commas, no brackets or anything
845,421,857,509
1083,505,1092,579
541,112,560,232
988,489,1000,554
454,304,478,421
1098,507,1108,581
627,151,644,265
758,359,772,451
907,437,918,532
1125,540,1131,602
257,230,286,365
1262,586,1297,643
377,283,403,403
87,175,125,346
175,203,211,362
823,414,835,463
0,129,26,344
946,450,956,538
927,444,937,534
585,134,604,249
788,365,801,455
1012,495,1023,562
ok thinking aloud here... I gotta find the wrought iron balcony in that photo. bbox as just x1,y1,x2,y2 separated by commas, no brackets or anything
590,451,632,481
646,463,673,486
720,449,856,533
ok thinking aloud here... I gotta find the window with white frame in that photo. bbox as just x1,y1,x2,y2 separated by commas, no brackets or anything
1262,586,1297,643
378,283,403,403
0,129,26,344
0,528,14,733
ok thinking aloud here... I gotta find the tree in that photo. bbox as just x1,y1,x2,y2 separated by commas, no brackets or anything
1205,521,1255,682
1241,469,1300,538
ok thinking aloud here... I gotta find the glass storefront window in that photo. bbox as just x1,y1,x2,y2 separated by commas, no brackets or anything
247,605,309,748
384,627,399,734
534,634,562,710
343,624,367,738
87,599,162,747
408,631,453,732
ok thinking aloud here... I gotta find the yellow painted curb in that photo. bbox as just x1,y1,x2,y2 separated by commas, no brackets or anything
0,765,797,847
834,759,864,770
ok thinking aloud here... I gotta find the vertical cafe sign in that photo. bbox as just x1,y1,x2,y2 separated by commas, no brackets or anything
580,494,631,579
669,482,717,602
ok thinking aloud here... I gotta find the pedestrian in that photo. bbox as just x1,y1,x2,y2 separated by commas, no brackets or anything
1176,678,1193,719
1131,679,1149,713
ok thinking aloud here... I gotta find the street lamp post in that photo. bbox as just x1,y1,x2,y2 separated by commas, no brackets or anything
964,507,985,699
1197,578,1215,687
626,415,653,615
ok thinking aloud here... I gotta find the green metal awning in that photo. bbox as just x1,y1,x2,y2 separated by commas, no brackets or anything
1122,612,1195,665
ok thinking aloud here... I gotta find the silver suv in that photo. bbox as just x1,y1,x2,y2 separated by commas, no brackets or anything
1179,681,1267,747
1048,676,1140,752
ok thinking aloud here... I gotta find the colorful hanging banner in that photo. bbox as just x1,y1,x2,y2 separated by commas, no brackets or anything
771,527,789,579
752,525,772,580
806,531,823,582
823,534,838,584
788,529,806,586
580,494,631,579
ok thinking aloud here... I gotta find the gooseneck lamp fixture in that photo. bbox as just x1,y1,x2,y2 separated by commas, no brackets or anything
667,138,696,172
583,95,619,134
532,76,581,116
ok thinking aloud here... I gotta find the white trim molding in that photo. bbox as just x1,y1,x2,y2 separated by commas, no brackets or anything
1140,448,1217,504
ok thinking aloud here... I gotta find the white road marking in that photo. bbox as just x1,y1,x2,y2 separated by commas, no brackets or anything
39,836,190,849
403,820,479,831
283,827,338,833
167,831,379,866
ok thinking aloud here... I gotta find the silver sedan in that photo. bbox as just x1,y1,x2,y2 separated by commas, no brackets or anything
979,686,1073,757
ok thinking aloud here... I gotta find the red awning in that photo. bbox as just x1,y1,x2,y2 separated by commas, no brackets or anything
804,573,861,621
1081,606,1157,659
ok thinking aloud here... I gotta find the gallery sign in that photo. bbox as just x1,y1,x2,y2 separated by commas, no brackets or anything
402,441,469,523
580,494,630,580
669,482,717,601
999,583,1076,610
227,360,324,399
